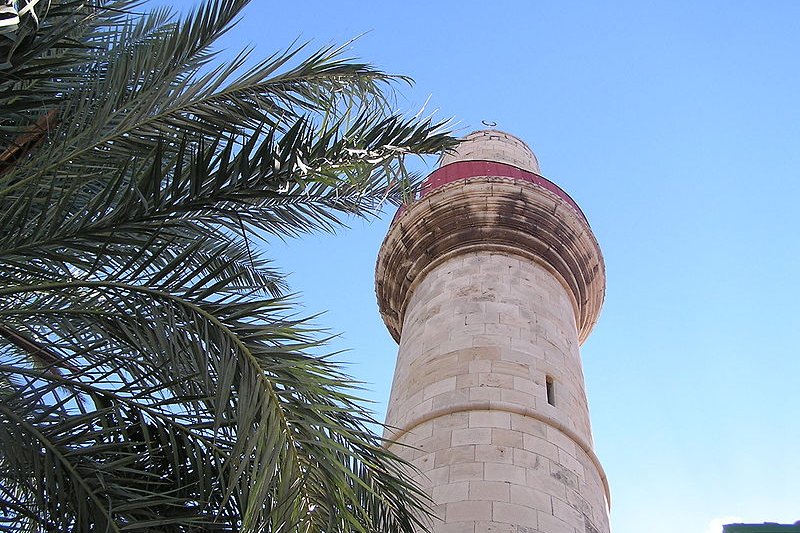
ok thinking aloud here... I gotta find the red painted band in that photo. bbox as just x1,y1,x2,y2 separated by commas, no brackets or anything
392,160,588,224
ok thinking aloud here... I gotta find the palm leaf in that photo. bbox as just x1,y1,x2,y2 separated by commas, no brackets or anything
0,0,455,531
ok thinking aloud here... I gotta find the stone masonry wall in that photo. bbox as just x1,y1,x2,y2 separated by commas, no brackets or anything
384,252,609,533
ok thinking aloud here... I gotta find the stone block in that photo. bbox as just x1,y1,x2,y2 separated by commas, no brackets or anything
433,412,469,431
546,427,577,456
522,435,559,461
552,495,584,529
404,420,433,440
412,452,434,471
483,463,526,484
483,300,518,317
458,323,488,336
415,430,453,454
453,300,485,315
474,521,516,533
446,500,492,522
438,521,476,533
417,355,462,384
565,487,592,518
537,511,573,533
398,388,424,410
467,311,498,325
452,427,493,446
469,480,511,502
498,311,534,329
478,373,515,388
449,461,484,482
492,502,538,528
510,414,546,437
509,484,550,510
491,360,531,378
432,389,470,409
469,410,511,429
475,444,514,464
432,481,470,504
469,386,503,402
457,346,502,361
549,464,579,492
526,466,566,500
557,449,585,480
491,428,524,448
543,348,566,367
485,323,521,338
512,376,537,396
472,334,513,347
405,398,434,423
424,465,450,486
457,372,480,389
470,359,494,374
510,336,538,352
423,376,457,400
501,388,535,407
500,348,537,365
432,503,446,521
513,448,544,470
434,445,476,468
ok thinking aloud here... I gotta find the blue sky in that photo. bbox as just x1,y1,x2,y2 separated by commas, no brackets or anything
212,2,800,532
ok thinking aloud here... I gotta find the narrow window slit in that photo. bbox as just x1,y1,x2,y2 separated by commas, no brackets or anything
545,375,556,406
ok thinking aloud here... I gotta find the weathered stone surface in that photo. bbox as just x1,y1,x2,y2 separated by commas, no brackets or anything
378,130,610,533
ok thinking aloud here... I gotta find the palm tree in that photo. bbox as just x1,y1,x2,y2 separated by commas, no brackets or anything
0,1,454,531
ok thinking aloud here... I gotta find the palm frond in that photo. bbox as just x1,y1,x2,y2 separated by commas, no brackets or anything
0,0,455,531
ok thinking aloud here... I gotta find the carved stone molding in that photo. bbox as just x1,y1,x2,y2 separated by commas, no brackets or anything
376,177,605,344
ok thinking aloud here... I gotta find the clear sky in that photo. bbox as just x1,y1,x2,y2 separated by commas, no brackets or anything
212,2,800,532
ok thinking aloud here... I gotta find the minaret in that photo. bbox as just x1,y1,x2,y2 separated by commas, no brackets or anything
376,130,609,533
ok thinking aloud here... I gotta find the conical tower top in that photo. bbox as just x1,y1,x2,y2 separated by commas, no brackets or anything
416,130,586,221
440,129,541,173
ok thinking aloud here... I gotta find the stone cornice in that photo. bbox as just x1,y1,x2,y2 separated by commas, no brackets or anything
376,177,605,344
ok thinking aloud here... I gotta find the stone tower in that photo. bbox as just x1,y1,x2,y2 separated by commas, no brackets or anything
375,130,609,533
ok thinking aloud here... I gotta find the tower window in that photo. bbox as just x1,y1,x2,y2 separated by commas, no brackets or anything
545,375,556,406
